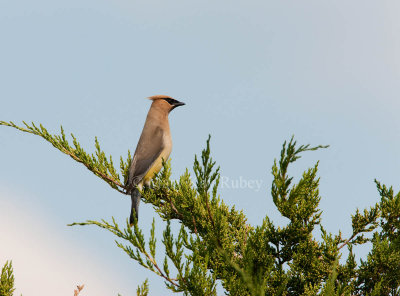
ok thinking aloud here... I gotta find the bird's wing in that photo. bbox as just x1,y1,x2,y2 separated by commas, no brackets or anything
127,126,164,188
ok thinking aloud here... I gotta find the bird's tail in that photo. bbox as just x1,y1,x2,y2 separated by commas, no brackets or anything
130,187,141,226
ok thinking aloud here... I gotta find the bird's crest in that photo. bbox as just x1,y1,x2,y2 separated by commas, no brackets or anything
147,95,173,101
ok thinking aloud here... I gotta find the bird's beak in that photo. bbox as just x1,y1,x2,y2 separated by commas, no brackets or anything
173,101,185,107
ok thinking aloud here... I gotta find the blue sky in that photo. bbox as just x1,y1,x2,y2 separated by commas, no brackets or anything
1,1,400,295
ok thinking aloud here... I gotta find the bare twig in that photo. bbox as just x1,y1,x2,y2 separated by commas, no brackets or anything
191,211,198,234
142,247,180,288
338,233,358,251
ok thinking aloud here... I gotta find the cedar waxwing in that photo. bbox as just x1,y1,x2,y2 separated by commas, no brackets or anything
127,95,185,225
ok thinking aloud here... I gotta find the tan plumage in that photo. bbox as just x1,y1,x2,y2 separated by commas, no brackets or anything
127,95,185,225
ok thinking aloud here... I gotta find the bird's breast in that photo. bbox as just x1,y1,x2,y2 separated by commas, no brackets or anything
142,132,172,186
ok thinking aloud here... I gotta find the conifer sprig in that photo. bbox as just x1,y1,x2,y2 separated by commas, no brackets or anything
0,121,130,194
69,218,182,290
136,279,149,296
0,261,15,296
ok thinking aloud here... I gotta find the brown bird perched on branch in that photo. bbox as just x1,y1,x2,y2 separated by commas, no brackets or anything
127,95,185,225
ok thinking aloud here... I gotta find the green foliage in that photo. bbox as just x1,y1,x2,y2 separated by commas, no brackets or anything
0,121,131,193
3,121,400,295
0,261,15,296
354,181,400,296
136,279,149,296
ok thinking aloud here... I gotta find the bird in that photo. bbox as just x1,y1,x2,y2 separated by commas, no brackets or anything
127,95,185,225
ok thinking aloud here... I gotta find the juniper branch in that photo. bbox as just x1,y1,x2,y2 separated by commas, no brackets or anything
69,219,181,289
0,121,130,194
0,261,15,296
